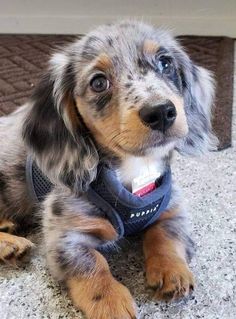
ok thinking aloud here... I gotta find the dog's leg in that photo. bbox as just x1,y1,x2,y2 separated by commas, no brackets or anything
0,232,34,265
43,193,137,319
143,207,195,301
67,250,136,319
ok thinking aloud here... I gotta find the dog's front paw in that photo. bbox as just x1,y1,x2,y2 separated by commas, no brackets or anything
146,254,194,301
68,276,137,319
89,280,137,319
0,220,15,233
0,233,34,265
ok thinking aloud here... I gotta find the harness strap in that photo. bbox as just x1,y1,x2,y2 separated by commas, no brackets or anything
26,156,172,238
87,166,172,237
26,156,53,202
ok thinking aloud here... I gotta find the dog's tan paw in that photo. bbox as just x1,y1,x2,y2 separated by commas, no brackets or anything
0,233,34,265
146,254,194,301
0,220,15,233
89,281,136,319
68,277,137,319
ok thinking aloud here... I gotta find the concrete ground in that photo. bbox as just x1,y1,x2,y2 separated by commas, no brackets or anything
0,53,235,319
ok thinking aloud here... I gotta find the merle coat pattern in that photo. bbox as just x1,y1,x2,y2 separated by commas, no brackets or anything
0,21,216,319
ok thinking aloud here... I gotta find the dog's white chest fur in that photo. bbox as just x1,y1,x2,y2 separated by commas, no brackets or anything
116,144,174,190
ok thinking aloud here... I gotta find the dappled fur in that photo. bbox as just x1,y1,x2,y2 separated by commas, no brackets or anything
23,73,99,194
0,21,217,319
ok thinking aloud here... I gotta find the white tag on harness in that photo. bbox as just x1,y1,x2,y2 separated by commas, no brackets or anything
132,172,160,197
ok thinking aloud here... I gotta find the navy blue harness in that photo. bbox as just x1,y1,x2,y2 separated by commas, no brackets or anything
26,156,172,238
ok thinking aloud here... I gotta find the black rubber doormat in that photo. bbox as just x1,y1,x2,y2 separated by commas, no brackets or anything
0,34,234,150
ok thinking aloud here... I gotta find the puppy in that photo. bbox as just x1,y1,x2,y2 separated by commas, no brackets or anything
0,21,216,319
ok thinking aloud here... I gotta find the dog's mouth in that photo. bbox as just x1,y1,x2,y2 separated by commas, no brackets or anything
115,133,178,156
94,116,186,158
110,109,188,156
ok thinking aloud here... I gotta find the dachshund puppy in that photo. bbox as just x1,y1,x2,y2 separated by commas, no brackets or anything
0,21,216,319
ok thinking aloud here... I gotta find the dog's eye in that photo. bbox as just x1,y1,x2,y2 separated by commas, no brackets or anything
157,56,173,75
90,75,110,93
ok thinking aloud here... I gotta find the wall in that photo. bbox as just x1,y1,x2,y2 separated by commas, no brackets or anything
0,0,236,36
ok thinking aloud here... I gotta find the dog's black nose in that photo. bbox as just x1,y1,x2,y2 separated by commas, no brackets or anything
139,102,177,132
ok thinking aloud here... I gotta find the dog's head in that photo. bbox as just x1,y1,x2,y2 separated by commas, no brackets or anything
23,21,217,193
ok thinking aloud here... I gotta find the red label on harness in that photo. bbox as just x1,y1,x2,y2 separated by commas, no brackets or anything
132,171,160,197
133,182,156,197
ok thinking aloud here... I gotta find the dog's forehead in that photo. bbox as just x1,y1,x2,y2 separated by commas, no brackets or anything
78,22,174,65
88,22,151,46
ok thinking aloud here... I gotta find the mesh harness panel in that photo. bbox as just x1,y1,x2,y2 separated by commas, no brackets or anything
26,156,172,238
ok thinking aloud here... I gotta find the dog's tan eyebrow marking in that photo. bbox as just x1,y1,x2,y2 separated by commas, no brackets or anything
94,53,113,71
143,40,160,55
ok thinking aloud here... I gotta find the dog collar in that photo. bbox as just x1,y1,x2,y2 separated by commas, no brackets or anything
26,156,172,238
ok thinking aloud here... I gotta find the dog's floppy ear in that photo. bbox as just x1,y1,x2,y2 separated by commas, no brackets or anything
22,53,99,193
175,47,218,155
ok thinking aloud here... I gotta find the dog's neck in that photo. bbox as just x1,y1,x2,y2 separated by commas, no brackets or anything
115,144,174,190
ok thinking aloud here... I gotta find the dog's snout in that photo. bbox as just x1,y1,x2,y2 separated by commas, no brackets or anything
139,102,177,132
